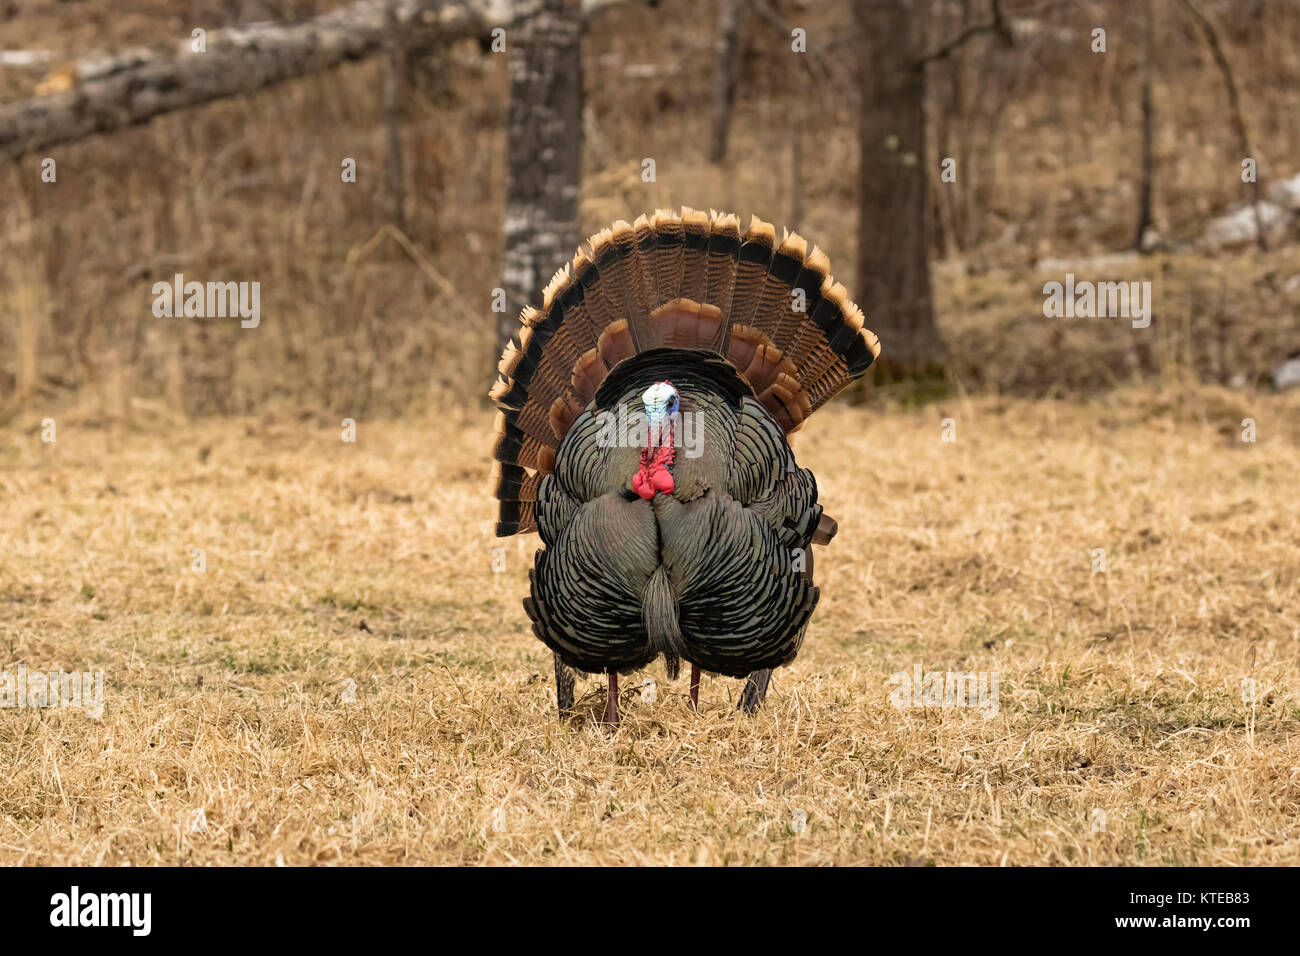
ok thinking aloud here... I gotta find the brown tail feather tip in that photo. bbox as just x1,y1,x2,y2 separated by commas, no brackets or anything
633,298,725,352
596,319,637,370
812,513,838,546
571,348,608,405
547,393,583,441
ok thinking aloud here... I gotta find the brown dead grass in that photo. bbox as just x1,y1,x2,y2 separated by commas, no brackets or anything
1,386,1297,865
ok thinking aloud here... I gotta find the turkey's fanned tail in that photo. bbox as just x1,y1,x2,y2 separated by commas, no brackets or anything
489,208,881,536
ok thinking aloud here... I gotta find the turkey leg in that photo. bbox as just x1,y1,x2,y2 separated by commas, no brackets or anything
553,651,575,717
605,671,620,727
738,669,771,714
689,663,700,710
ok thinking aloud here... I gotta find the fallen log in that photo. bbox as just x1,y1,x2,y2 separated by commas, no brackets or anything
0,0,641,161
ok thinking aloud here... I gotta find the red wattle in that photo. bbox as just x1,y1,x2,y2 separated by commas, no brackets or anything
633,470,653,500
633,418,677,499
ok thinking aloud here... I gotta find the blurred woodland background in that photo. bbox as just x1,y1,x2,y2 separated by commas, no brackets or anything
3,1,1300,867
1,0,1299,420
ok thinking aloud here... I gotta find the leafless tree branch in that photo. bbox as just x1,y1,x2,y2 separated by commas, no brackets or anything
0,0,652,162
914,0,1013,68
1176,0,1266,249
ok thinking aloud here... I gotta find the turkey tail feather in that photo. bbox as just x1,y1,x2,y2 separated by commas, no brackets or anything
642,566,684,681
489,207,881,537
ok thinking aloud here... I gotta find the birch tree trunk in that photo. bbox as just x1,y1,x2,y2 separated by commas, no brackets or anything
499,0,584,352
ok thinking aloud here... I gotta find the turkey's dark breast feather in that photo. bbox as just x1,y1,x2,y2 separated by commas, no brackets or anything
526,352,823,678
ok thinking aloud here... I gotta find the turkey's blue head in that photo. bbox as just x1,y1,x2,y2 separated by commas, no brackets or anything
633,381,677,500
641,381,679,425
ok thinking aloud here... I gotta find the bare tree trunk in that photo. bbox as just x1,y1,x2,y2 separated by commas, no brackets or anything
1134,0,1156,251
854,0,944,378
499,0,584,353
384,0,407,231
789,109,804,227
709,0,749,165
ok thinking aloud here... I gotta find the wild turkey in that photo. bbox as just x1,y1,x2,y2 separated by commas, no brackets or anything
490,208,880,725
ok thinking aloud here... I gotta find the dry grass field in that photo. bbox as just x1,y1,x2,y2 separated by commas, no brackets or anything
2,383,1298,866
